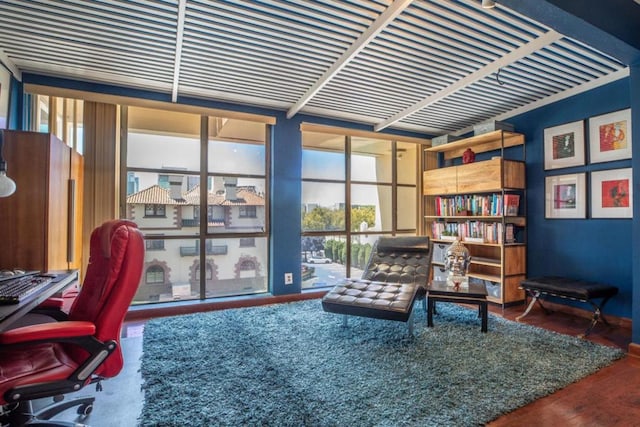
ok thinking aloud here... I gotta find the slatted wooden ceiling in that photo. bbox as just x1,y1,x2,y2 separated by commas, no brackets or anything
0,0,628,135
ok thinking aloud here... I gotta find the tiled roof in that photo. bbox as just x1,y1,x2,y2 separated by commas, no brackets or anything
126,185,188,205
210,187,265,206
183,186,200,205
127,185,265,206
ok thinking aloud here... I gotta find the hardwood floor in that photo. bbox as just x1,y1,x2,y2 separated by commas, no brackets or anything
487,303,640,427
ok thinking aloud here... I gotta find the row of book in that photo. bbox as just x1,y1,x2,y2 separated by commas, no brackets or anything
432,194,520,216
431,221,516,244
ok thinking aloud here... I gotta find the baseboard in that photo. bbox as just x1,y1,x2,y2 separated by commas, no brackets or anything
629,343,640,358
540,299,631,329
125,290,327,322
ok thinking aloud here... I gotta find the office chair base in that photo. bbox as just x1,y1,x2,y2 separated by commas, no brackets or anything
2,396,94,427
34,396,94,420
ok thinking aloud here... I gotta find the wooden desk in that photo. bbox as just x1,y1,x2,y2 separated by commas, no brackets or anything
0,270,78,332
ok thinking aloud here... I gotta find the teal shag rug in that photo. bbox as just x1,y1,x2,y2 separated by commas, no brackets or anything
139,300,624,426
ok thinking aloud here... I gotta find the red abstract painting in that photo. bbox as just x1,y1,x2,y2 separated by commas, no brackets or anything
599,121,627,152
601,179,629,208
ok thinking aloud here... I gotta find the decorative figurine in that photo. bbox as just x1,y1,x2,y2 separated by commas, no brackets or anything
443,239,471,290
462,148,476,164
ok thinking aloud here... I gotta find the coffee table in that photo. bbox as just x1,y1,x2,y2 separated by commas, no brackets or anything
426,280,488,332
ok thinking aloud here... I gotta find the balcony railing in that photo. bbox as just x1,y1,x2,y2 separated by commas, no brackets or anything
179,245,228,257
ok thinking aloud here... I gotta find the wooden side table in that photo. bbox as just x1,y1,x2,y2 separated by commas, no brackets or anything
426,280,488,332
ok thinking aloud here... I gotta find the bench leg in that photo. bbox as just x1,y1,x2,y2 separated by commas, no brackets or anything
580,295,614,338
516,290,541,322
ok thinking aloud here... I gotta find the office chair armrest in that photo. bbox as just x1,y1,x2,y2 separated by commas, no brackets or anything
38,297,65,309
0,321,96,345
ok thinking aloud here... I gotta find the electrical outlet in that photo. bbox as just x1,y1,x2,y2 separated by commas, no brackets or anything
284,272,293,285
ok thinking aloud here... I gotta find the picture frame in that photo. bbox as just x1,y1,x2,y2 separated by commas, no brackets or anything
545,173,586,219
591,168,632,218
0,64,10,130
588,109,632,163
543,120,585,170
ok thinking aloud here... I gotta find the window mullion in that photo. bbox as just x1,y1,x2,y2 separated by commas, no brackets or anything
199,115,208,300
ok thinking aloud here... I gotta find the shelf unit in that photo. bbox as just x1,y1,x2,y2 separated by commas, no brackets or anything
423,130,526,305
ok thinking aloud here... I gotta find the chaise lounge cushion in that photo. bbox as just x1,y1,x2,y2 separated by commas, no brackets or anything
321,236,432,323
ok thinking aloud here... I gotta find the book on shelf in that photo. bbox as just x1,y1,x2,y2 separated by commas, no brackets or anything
505,224,515,243
503,194,520,216
431,220,504,244
434,194,510,217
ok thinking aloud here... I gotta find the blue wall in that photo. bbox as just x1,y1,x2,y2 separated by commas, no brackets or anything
508,78,632,318
630,65,640,345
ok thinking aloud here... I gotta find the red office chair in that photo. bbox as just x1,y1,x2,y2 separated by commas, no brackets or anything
0,220,144,426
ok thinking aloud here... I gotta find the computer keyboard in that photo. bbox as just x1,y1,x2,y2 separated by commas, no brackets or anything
0,274,53,304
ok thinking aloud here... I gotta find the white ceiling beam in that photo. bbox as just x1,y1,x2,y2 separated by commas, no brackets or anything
374,30,563,132
171,0,186,103
0,48,22,81
286,0,414,119
453,67,630,136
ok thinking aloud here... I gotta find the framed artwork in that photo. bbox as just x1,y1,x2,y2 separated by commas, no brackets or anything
543,120,585,170
0,64,10,129
588,109,632,163
591,168,632,218
545,173,586,219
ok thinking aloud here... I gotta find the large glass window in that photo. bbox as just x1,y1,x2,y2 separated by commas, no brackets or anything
301,130,421,289
125,107,269,304
29,94,84,153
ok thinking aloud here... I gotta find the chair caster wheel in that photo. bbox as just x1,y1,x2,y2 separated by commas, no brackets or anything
77,403,93,416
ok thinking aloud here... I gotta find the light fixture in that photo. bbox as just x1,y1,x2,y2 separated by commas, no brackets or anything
0,130,16,197
482,0,496,9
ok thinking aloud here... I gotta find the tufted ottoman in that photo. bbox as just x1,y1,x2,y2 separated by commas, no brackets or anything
321,236,433,335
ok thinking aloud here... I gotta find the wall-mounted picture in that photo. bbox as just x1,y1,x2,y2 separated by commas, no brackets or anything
543,120,585,170
588,109,632,163
591,168,632,218
545,173,586,219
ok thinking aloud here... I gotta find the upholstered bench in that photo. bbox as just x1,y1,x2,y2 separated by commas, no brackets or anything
321,236,433,336
516,276,618,337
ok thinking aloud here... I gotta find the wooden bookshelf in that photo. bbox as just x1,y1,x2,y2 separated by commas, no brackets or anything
424,130,526,305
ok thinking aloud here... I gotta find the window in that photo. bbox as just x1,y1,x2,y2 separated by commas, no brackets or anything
158,175,169,189
28,94,84,153
146,239,165,251
239,260,255,271
239,238,255,247
239,206,257,218
146,266,165,284
125,106,270,304
301,128,422,289
144,204,166,217
195,264,214,280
